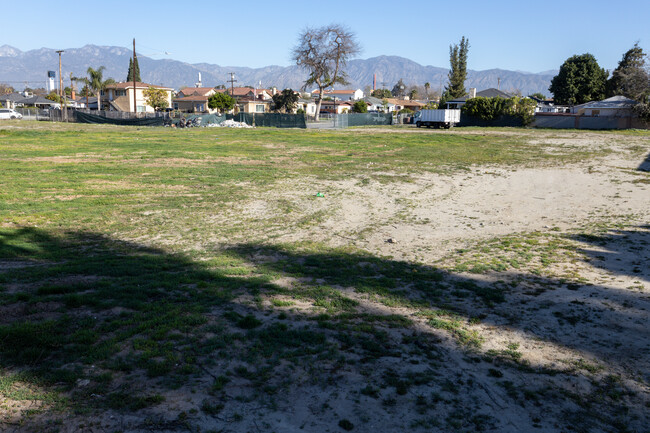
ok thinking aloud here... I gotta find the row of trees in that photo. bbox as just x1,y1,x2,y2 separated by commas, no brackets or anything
549,43,649,111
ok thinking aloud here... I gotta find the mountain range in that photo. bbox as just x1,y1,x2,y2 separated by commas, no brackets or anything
0,44,556,96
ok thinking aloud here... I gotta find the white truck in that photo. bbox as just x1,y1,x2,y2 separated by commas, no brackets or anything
413,109,461,128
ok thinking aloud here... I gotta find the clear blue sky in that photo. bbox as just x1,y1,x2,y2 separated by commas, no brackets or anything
3,0,649,72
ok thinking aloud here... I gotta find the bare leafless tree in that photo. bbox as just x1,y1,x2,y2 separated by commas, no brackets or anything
292,24,361,121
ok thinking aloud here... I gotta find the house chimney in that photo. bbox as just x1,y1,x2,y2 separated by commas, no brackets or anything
272,87,277,95
196,72,202,88
469,88,476,98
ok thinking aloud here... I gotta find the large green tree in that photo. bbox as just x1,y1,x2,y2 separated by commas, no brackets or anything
442,36,470,102
391,78,406,98
549,54,608,105
371,88,391,99
292,24,361,121
351,100,368,113
126,55,141,82
606,43,649,101
143,87,168,111
272,89,299,113
208,92,236,114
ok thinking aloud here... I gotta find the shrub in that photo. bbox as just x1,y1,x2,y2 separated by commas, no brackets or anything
461,96,536,125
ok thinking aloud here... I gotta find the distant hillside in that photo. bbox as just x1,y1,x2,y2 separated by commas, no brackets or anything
0,44,555,96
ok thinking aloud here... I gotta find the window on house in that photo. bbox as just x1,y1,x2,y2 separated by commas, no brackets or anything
116,90,126,97
591,110,600,117
256,104,265,113
136,105,145,112
173,103,178,110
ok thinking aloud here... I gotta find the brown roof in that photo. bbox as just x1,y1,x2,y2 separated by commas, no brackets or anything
105,82,172,90
178,87,214,97
215,87,256,97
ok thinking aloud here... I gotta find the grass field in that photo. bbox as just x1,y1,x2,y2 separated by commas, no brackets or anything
0,122,649,432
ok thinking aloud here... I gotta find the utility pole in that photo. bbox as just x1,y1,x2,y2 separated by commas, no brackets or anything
56,50,64,97
228,72,237,97
56,50,67,121
133,38,137,113
497,77,501,91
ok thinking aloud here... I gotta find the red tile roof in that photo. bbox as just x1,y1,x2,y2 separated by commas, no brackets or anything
178,87,214,97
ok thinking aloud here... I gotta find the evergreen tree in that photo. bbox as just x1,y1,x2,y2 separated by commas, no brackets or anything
443,36,470,100
549,53,608,105
126,55,141,82
607,43,649,101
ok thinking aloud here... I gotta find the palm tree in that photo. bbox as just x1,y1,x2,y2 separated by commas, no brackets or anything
424,82,430,101
86,66,115,110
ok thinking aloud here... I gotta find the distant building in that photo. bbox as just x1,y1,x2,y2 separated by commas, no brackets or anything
312,89,364,101
104,82,173,112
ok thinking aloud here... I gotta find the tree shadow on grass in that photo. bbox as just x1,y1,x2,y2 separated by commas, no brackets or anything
0,227,647,432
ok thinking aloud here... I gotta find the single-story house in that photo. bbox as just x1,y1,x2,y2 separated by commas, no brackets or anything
363,96,396,113
215,87,275,101
103,82,173,112
0,92,27,109
312,89,364,101
177,87,216,99
318,100,353,114
15,95,61,109
297,98,318,116
445,88,513,109
386,98,425,112
571,95,638,117
529,96,569,113
173,95,212,113
237,97,272,114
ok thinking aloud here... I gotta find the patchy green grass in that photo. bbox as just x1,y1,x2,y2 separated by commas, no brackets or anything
0,123,644,432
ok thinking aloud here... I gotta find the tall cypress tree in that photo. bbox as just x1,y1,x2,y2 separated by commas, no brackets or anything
126,55,142,82
445,37,470,99
126,58,133,82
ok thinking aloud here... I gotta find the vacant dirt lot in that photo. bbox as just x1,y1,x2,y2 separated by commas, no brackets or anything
1,125,649,433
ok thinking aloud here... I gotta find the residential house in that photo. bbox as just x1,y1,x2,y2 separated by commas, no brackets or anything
103,82,173,112
312,89,364,101
318,100,353,114
177,87,216,98
529,96,569,113
215,87,275,101
386,98,425,112
0,92,26,109
571,95,638,117
363,96,396,113
15,95,61,109
297,98,317,116
173,87,217,113
445,88,513,109
237,98,272,114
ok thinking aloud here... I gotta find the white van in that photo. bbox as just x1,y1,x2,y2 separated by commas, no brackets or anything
0,108,23,119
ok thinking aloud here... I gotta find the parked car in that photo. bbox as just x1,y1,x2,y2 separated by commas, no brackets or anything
0,108,23,120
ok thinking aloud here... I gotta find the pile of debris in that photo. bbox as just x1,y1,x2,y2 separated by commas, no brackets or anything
206,119,253,128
